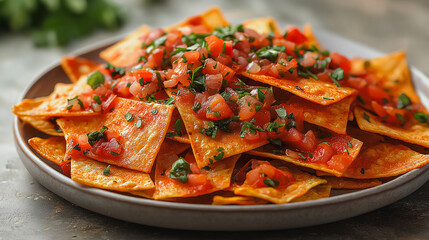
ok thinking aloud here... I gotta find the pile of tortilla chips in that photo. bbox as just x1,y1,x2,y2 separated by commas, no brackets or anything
14,7,429,205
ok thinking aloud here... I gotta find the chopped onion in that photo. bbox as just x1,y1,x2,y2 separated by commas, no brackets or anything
246,62,261,73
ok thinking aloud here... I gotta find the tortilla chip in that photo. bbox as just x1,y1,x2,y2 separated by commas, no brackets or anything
241,71,357,105
71,157,154,192
340,143,429,179
322,176,382,189
158,138,190,155
12,78,97,117
61,56,99,83
164,7,229,32
20,116,64,136
354,107,429,148
212,195,268,205
234,163,327,204
152,152,240,199
28,137,66,165
351,51,421,104
291,184,331,202
57,97,174,172
100,25,151,67
243,17,281,34
302,24,323,50
288,95,355,134
168,88,268,168
249,136,363,177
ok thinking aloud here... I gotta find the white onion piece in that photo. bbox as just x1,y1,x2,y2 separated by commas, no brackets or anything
246,62,261,73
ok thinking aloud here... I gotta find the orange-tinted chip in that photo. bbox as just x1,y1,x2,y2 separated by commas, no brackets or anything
288,95,355,134
243,17,281,34
322,176,382,189
351,51,421,104
164,7,229,32
61,56,99,83
341,143,429,179
100,25,151,67
212,195,268,205
233,161,327,204
302,24,323,50
58,97,174,172
151,152,240,199
168,88,268,168
354,107,429,148
28,137,66,165
291,184,331,202
241,71,357,105
20,116,64,136
71,157,154,192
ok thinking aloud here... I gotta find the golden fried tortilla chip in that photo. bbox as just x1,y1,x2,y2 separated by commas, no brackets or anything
152,152,240,199
288,95,355,134
61,56,99,83
291,184,331,202
12,78,97,117
249,136,363,177
243,17,281,34
100,25,151,67
20,116,64,136
351,51,421,104
58,97,174,172
340,143,429,179
354,107,429,148
302,24,323,50
168,88,268,168
158,138,190,155
241,71,357,105
28,137,66,165
234,162,327,204
71,157,154,192
322,176,381,189
164,7,229,32
212,195,268,205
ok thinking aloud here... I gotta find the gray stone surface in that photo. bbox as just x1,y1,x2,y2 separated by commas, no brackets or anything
1,0,428,239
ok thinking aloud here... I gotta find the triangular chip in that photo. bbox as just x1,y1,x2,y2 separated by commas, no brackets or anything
100,25,152,67
241,71,357,105
58,97,174,172
234,161,327,204
243,17,281,34
152,152,240,199
168,88,268,168
287,95,355,134
20,116,64,136
354,107,429,148
291,184,331,202
302,24,323,50
164,7,229,32
322,176,382,189
341,143,429,179
71,156,154,192
351,51,421,104
249,136,363,177
61,56,99,83
28,137,66,165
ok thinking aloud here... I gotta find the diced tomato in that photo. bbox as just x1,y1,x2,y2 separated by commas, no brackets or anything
224,41,233,55
297,130,317,152
253,108,271,127
206,94,233,120
92,138,122,158
243,130,268,143
105,130,121,141
183,51,200,63
285,26,307,45
205,35,224,57
147,47,165,67
309,142,335,163
330,52,351,73
326,155,354,172
371,101,388,118
280,127,304,144
301,52,318,67
132,69,153,83
237,95,261,121
272,38,296,56
187,174,209,186
59,161,71,177
205,73,223,92
101,94,117,112
244,162,294,189
346,77,367,90
203,58,235,82
77,134,91,151
189,163,202,174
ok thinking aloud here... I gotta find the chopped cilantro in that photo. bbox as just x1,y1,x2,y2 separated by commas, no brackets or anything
397,93,412,109
240,119,264,137
192,102,201,112
87,70,105,89
298,153,307,160
329,68,344,87
263,178,280,188
168,158,192,183
103,165,111,175
363,113,371,122
151,109,158,115
86,126,108,146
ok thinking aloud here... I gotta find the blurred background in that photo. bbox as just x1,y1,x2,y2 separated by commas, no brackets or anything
1,0,429,238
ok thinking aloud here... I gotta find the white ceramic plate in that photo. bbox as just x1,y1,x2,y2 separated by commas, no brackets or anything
13,30,429,231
